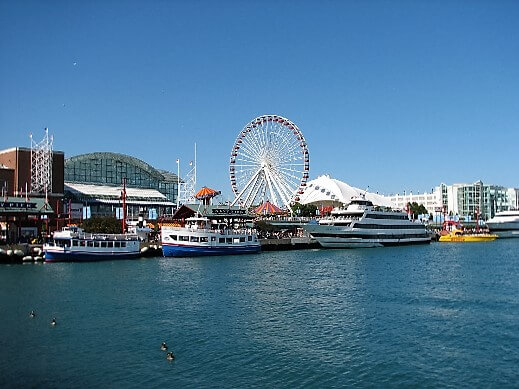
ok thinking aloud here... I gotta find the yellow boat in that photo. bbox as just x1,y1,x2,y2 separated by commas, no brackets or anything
439,229,498,242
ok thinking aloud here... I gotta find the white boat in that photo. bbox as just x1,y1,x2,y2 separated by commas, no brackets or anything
485,211,519,238
303,197,431,248
43,226,141,262
162,216,260,257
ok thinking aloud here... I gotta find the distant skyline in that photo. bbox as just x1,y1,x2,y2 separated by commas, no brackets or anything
1,0,518,198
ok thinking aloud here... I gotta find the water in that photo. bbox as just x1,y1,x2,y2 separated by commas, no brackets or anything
1,240,518,388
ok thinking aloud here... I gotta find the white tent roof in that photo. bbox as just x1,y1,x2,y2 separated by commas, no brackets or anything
298,175,394,208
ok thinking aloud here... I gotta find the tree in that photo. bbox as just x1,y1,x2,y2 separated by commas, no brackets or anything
291,202,318,217
81,217,122,234
407,202,428,219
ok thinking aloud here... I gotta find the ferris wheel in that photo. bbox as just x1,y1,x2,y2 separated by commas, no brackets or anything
230,115,310,211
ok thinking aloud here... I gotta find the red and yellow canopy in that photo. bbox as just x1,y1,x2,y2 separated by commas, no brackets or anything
195,186,221,200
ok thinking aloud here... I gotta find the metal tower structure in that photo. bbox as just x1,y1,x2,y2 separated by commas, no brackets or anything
30,128,54,196
177,143,197,205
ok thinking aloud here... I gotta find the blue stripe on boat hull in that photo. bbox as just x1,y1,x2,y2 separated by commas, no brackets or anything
162,244,260,257
44,250,141,262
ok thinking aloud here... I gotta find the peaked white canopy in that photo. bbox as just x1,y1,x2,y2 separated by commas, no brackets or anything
298,175,394,208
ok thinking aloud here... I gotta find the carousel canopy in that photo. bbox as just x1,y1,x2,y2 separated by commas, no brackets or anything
298,175,394,208
255,200,284,215
195,186,221,200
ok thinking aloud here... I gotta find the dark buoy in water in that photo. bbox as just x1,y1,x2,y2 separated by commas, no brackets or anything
51,318,57,326
29,310,36,318
161,342,168,351
166,351,175,361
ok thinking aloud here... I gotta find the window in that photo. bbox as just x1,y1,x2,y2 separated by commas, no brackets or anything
190,236,199,242
227,238,233,244
240,237,245,242
211,236,216,242
114,241,121,248
87,241,93,247
200,237,208,242
233,238,240,244
121,242,126,247
179,236,189,241
219,238,225,243
101,242,107,248
72,240,78,247
170,235,177,241
248,236,252,241
80,241,86,247
94,241,100,247
108,242,113,248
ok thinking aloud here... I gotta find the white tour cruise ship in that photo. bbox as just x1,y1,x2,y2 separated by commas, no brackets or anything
485,211,519,238
304,197,431,248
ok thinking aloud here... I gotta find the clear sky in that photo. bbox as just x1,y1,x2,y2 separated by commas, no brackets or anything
1,0,518,198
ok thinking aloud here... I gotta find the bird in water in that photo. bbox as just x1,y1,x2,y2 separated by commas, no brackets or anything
161,342,168,351
51,318,57,326
29,310,36,318
166,352,175,361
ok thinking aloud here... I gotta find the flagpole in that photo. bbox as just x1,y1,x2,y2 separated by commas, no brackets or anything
176,159,180,209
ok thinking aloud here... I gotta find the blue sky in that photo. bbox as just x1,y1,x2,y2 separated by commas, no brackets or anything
1,0,518,198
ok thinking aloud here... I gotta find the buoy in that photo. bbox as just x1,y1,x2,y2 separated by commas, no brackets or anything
0,248,6,255
14,249,24,257
34,256,43,261
6,250,13,256
140,246,149,253
22,256,33,262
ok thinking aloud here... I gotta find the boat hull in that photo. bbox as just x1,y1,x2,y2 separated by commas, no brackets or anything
44,250,141,262
162,243,261,257
317,237,431,248
438,234,497,242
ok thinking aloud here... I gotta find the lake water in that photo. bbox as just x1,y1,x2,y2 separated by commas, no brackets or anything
1,240,518,388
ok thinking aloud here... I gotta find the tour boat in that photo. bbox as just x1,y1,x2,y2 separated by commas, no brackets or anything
161,216,260,257
485,211,519,238
43,226,141,262
438,228,497,242
303,196,431,248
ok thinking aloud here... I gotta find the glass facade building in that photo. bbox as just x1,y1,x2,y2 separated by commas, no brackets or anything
65,152,179,203
64,152,180,219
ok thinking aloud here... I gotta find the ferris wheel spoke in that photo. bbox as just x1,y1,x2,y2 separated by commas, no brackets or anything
231,167,262,206
267,168,293,211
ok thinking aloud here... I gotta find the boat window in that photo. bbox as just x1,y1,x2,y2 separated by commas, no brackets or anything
233,238,240,243
179,236,189,241
190,236,199,242
248,236,252,241
94,241,100,247
87,241,93,247
101,242,107,248
219,238,225,243
211,237,216,242
200,237,208,243
170,235,177,241
72,240,78,247
114,241,121,248
240,237,245,242
107,242,113,248
80,241,86,247
121,242,126,248
227,238,233,244
64,240,71,247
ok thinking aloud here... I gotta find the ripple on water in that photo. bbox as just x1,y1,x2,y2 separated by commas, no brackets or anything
1,241,518,387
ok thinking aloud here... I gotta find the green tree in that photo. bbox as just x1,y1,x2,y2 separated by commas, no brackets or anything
81,217,122,234
407,202,428,219
291,202,318,217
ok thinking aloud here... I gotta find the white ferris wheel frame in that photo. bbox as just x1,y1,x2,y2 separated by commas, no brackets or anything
229,115,310,211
